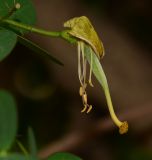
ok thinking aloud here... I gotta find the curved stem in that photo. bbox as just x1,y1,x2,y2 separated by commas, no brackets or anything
84,45,128,134
104,87,122,127
104,86,128,134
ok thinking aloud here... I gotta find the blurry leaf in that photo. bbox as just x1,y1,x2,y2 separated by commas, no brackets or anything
18,35,63,66
0,90,17,151
47,152,82,160
0,153,37,160
11,0,36,25
28,127,37,157
84,45,108,90
0,29,17,61
0,154,26,160
0,0,36,34
0,0,36,24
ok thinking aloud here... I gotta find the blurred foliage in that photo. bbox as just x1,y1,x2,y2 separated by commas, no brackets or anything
0,0,62,64
0,29,17,61
28,128,37,157
0,90,17,151
48,153,82,160
0,0,81,159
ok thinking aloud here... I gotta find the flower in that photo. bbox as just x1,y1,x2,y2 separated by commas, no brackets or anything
64,16,105,113
64,16,128,134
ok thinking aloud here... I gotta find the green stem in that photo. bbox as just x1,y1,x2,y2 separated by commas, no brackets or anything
1,19,77,43
104,87,122,127
104,87,128,134
16,140,29,156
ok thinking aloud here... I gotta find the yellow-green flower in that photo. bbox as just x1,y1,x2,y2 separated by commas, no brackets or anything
64,16,105,59
64,16,128,134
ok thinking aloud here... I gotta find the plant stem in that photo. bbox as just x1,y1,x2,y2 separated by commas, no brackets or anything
1,19,77,44
84,45,128,134
104,86,128,134
16,140,29,156
104,87,122,127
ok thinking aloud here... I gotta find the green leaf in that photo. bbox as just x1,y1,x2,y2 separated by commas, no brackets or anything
0,154,26,160
18,35,63,66
0,153,37,160
0,90,17,151
47,152,82,160
0,0,36,34
0,29,17,61
0,0,36,25
84,45,108,90
28,127,37,157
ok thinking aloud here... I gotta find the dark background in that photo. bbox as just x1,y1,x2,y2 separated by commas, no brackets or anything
0,0,152,159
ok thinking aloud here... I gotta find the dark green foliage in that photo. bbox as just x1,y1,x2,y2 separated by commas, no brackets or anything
0,153,37,160
28,128,37,157
0,0,36,25
0,90,17,151
0,0,80,159
0,29,17,61
0,0,62,64
47,152,82,160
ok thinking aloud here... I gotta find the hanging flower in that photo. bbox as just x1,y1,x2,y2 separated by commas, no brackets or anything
64,16,128,134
